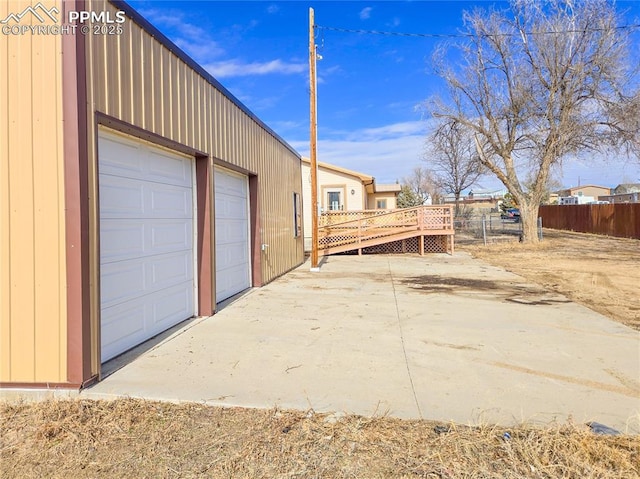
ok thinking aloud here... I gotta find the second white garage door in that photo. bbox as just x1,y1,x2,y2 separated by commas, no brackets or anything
215,167,251,302
98,130,195,362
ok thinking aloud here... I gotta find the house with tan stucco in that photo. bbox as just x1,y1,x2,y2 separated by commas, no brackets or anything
301,158,401,251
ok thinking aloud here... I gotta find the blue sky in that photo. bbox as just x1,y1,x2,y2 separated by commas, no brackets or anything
127,0,640,190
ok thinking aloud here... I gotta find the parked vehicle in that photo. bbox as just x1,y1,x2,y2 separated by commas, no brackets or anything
501,208,520,222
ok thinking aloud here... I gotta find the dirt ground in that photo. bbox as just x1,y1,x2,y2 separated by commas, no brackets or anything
461,229,640,331
1,399,639,479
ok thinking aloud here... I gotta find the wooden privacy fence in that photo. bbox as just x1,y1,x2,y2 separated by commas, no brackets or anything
318,205,455,255
539,204,640,239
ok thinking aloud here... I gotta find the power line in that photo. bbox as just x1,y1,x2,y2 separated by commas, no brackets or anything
315,23,640,40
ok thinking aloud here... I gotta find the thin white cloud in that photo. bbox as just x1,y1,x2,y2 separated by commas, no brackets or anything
267,4,279,14
138,8,224,63
356,121,426,140
205,59,307,78
138,8,209,42
389,17,400,28
359,7,372,20
174,39,225,63
288,121,428,183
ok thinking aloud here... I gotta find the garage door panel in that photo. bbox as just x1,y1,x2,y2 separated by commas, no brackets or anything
214,167,251,302
216,264,250,301
100,175,145,217
98,136,145,177
98,135,191,188
151,284,194,330
99,130,195,362
100,220,145,263
100,282,194,363
149,186,192,218
148,252,192,287
101,251,192,310
100,175,192,219
101,261,146,309
216,172,247,197
101,302,146,360
101,220,192,263
216,219,248,244
146,150,192,187
216,195,247,220
150,221,192,252
216,242,249,271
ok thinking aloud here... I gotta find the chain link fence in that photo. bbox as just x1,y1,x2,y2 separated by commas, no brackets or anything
454,212,543,246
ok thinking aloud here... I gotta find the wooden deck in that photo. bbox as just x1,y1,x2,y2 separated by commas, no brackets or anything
318,205,455,256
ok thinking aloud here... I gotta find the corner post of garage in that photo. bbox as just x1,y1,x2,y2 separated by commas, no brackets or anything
309,7,320,272
196,154,214,316
62,0,97,388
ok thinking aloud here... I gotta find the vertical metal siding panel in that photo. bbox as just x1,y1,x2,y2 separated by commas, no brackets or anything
105,25,121,117
32,29,64,382
93,26,107,117
0,0,10,381
214,91,223,159
7,13,35,381
175,59,184,143
189,70,197,148
119,19,133,124
157,47,173,138
192,74,199,150
141,32,153,132
170,54,180,141
131,23,144,129
224,100,231,161
151,40,167,135
200,78,209,153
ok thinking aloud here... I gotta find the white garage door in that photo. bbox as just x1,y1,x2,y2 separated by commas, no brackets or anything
215,167,251,302
98,130,195,362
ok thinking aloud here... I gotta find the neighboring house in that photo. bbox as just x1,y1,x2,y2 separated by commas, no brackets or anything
613,183,640,195
598,192,640,203
442,189,507,213
1,0,304,390
559,195,595,205
301,158,401,251
557,185,611,198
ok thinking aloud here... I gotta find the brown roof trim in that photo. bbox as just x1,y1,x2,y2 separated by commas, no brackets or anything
97,113,209,158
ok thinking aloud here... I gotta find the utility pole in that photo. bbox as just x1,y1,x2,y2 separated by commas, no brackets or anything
309,7,320,271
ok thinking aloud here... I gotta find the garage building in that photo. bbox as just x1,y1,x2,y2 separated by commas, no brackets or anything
1,0,304,388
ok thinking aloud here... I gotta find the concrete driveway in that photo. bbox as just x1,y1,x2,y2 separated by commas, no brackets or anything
84,253,640,433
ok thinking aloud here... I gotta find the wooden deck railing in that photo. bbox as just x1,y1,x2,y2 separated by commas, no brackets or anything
318,205,455,255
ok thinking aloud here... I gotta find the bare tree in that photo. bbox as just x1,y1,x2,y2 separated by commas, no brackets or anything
399,166,440,207
398,166,440,208
427,119,484,215
430,0,640,242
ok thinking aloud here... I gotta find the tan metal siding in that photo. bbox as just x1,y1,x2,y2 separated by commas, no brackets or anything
0,0,67,383
85,0,303,289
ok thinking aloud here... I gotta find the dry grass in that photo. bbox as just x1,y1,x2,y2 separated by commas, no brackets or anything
461,229,640,330
1,398,638,479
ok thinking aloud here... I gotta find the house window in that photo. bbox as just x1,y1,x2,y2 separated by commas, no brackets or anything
293,192,301,237
327,191,341,211
376,199,387,210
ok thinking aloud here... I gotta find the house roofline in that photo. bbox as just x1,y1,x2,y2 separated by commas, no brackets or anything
301,157,373,183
